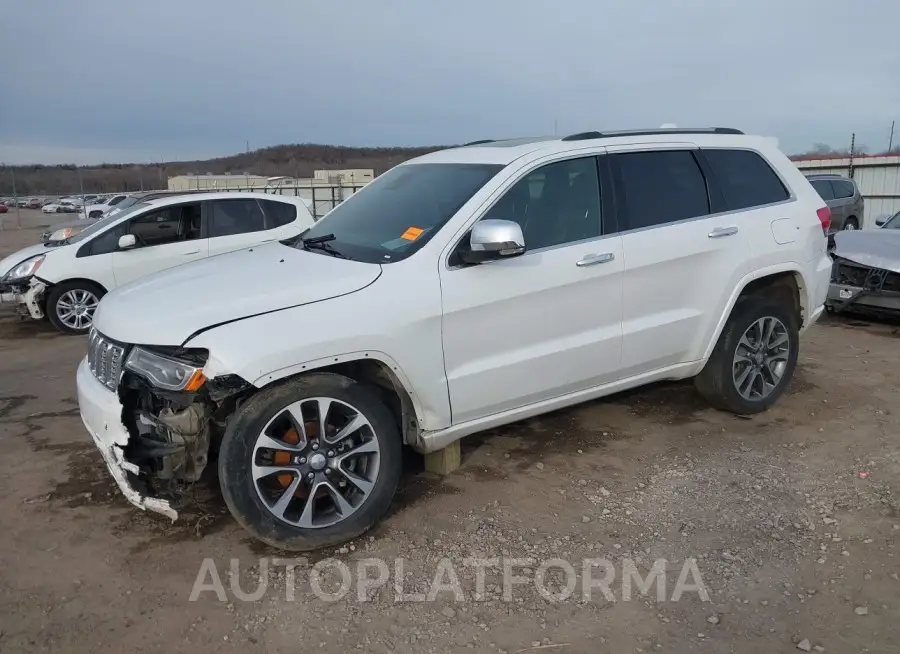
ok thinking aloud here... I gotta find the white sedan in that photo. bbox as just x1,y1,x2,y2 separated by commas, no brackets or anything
0,193,315,334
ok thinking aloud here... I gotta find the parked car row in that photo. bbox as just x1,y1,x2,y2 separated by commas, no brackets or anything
46,128,833,551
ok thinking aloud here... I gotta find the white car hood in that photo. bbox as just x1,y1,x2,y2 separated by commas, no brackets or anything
833,230,900,274
93,242,382,346
0,243,52,278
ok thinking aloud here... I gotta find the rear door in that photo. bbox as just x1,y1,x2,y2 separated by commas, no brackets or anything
610,147,753,377
830,179,859,228
112,201,207,287
206,198,281,257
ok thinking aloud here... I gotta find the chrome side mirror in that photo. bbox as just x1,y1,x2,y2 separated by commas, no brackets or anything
461,219,526,264
118,234,137,250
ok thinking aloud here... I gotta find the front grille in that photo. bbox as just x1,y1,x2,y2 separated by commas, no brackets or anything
87,329,127,391
832,258,900,292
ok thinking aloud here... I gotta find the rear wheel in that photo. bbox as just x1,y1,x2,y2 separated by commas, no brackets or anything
843,217,859,230
695,297,799,414
219,372,402,551
46,280,104,335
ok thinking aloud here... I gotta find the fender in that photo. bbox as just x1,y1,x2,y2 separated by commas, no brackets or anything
701,261,809,364
205,348,437,432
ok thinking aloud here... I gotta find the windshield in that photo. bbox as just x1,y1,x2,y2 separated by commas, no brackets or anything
882,211,900,229
67,202,150,244
299,163,503,263
110,196,141,212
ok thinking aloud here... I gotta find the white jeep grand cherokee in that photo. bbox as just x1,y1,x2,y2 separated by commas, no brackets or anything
77,128,833,550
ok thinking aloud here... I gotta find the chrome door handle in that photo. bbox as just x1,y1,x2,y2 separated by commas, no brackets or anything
576,252,615,267
182,249,200,255
708,226,738,238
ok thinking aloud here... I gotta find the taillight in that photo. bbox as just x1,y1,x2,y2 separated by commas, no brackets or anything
816,206,832,232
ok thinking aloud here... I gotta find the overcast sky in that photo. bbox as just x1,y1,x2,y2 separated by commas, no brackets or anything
2,0,898,164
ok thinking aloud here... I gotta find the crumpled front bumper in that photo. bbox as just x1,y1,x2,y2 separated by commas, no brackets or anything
76,357,178,520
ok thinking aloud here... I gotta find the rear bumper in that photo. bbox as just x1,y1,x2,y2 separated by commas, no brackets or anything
76,358,177,520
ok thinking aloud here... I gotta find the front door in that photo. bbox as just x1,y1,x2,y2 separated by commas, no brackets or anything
440,155,624,424
112,201,208,287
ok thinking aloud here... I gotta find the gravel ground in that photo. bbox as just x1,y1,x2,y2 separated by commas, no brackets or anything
0,224,898,653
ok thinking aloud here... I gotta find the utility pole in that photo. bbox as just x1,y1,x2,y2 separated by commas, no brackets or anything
889,120,896,153
849,132,856,179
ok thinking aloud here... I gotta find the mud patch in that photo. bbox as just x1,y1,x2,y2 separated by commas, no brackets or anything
606,380,711,426
787,367,818,396
0,393,37,419
0,315,66,342
49,442,127,509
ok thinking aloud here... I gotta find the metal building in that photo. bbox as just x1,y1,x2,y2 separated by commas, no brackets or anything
793,154,900,228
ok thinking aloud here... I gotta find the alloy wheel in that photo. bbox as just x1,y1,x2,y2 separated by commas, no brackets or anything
732,316,790,401
55,289,99,331
251,397,380,529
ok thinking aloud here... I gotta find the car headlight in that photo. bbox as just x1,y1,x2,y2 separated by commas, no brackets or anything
125,347,207,391
49,227,75,241
3,255,45,280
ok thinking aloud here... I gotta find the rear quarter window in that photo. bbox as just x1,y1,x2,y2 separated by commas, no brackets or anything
261,199,298,228
703,149,789,210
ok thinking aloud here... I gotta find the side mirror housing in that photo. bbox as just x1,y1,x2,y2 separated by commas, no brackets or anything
118,234,137,249
875,216,886,227
460,219,526,264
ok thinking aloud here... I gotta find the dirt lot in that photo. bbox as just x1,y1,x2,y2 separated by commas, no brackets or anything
0,221,898,654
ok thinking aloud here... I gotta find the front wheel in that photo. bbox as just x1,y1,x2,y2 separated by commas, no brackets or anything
694,297,799,414
46,280,104,335
219,372,402,551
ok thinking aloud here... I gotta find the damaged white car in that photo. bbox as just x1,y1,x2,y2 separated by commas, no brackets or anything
77,128,832,551
0,193,314,334
827,214,900,316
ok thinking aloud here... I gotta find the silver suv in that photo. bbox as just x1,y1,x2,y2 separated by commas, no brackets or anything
806,174,864,230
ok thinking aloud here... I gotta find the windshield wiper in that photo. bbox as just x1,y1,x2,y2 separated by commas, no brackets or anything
299,233,348,259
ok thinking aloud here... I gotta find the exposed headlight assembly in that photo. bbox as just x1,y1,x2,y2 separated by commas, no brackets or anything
125,347,207,391
3,255,45,281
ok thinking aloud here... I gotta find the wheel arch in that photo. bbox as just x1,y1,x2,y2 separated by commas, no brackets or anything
702,265,807,364
47,277,109,295
251,352,423,448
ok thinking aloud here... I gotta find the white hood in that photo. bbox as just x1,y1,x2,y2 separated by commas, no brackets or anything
0,243,53,279
93,243,382,346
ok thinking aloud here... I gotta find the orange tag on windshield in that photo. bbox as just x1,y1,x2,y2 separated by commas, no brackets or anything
401,227,424,241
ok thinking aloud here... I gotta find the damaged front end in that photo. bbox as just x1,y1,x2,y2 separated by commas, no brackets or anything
87,335,253,518
0,277,47,320
827,230,900,317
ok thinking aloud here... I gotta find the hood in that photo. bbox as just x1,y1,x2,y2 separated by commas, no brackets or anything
0,243,54,278
93,242,382,346
833,230,900,274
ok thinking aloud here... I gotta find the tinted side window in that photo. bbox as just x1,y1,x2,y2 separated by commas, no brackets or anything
614,150,709,229
210,199,266,237
261,199,297,228
483,156,601,250
809,179,835,200
128,203,202,246
833,180,855,199
703,149,789,210
79,223,126,257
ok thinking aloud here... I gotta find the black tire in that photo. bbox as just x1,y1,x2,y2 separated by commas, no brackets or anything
694,296,799,414
45,280,105,335
89,210,102,219
843,217,859,231
219,372,402,551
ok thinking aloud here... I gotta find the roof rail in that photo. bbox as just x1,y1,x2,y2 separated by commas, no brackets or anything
462,139,495,146
560,127,744,142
